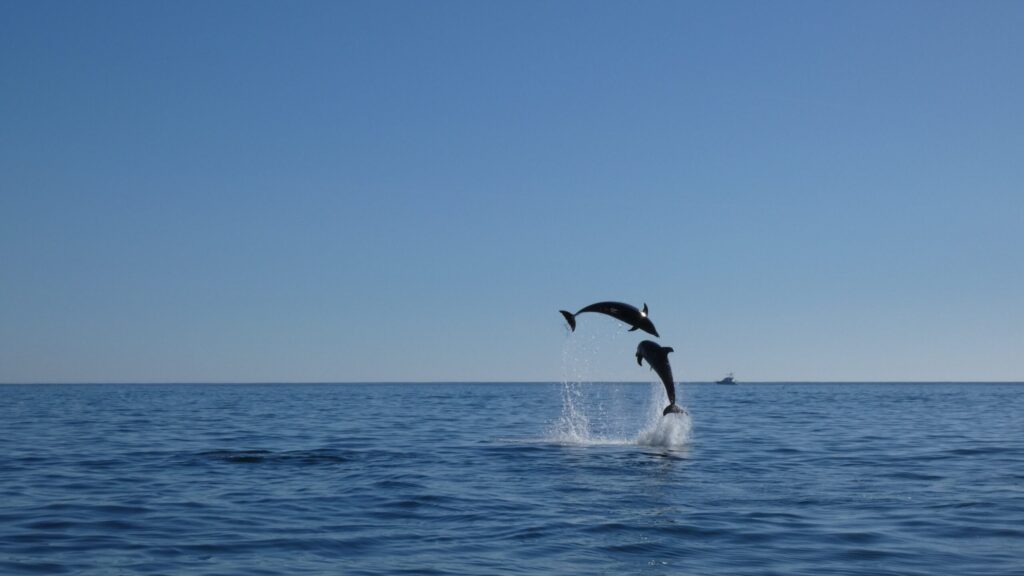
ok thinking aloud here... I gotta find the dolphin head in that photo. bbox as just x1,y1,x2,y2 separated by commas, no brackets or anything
637,303,659,337
639,317,659,337
636,340,658,362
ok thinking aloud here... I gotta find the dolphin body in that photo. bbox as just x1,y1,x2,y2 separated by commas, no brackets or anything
636,340,685,416
559,301,659,337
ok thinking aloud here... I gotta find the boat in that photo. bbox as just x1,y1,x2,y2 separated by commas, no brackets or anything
716,373,736,385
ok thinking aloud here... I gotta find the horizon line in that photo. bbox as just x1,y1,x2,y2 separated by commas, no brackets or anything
2,380,1023,385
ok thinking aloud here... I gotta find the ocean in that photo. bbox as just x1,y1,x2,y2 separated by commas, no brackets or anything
2,382,1022,575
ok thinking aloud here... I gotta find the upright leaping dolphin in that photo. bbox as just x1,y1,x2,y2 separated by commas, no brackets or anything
559,301,659,337
636,340,685,416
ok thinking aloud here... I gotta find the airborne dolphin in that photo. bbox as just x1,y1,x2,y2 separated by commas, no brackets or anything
559,301,659,337
636,340,685,416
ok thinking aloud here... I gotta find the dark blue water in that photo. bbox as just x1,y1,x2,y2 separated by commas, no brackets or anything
2,382,1023,575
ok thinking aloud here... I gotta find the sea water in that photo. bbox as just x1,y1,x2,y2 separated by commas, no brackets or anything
2,382,1023,575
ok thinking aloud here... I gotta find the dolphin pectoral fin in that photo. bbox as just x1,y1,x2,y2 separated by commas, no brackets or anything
559,310,576,331
636,352,643,366
628,326,639,332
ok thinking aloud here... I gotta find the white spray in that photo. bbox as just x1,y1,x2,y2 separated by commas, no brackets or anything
552,330,691,448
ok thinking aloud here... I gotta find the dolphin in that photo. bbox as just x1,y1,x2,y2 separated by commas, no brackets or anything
636,340,685,416
559,301,659,337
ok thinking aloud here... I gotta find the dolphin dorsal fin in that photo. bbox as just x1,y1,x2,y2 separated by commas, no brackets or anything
664,347,674,353
642,303,649,317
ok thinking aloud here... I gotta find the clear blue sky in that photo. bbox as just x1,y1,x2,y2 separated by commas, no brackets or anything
2,1,1021,383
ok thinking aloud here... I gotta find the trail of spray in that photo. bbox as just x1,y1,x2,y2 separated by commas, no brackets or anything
553,380,591,444
551,329,596,444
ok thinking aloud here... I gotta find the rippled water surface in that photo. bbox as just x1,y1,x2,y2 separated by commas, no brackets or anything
2,382,1023,575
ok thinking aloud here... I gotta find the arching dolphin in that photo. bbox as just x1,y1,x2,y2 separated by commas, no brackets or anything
636,340,685,416
559,301,659,337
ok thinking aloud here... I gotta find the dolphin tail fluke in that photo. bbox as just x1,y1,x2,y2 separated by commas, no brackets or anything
559,310,576,331
663,404,685,416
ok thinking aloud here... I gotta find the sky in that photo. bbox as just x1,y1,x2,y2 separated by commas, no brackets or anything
1,1,1021,383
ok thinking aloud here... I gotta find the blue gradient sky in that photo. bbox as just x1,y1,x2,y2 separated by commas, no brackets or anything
2,1,1021,382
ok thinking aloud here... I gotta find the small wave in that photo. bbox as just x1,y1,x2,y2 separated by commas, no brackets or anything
193,449,352,465
197,449,273,464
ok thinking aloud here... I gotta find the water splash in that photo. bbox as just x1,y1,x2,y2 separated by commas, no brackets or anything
636,412,692,448
552,333,691,448
635,381,692,447
551,380,592,444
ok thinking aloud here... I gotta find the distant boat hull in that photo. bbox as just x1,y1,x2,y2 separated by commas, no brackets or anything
716,376,736,385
